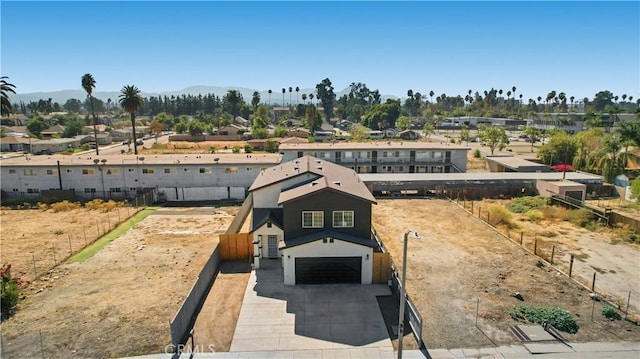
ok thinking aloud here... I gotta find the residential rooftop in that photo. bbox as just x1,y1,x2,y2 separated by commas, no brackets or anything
278,141,469,151
0,153,283,166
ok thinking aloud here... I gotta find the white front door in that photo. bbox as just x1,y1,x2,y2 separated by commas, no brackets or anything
268,235,278,258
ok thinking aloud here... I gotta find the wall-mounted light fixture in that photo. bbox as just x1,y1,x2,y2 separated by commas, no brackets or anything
366,254,369,260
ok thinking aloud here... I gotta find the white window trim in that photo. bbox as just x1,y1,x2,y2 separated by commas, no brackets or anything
302,211,323,228
333,210,354,228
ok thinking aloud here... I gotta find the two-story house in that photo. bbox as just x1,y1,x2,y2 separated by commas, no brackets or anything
248,156,379,285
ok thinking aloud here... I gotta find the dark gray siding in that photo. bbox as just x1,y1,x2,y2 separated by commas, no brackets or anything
282,189,372,240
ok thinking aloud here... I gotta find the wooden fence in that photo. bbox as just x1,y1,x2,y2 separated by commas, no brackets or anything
219,233,253,260
372,252,392,284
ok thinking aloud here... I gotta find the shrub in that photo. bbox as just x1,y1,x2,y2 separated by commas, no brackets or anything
85,199,105,210
50,200,81,212
510,304,579,334
601,305,622,320
208,145,218,153
1,263,29,320
488,205,514,228
244,144,253,153
473,149,481,158
231,145,241,154
508,196,548,213
523,209,544,222
568,208,598,230
37,202,49,211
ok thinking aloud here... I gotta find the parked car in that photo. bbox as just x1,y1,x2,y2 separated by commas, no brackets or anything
142,134,151,140
135,139,144,146
122,140,130,145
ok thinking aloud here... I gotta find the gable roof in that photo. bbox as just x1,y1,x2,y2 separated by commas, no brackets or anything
251,208,284,232
249,156,376,204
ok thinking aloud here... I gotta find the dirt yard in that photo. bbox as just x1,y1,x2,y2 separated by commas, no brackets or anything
142,141,249,155
373,199,640,350
0,206,239,358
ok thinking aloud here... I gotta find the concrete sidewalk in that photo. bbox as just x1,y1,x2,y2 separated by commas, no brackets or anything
125,340,640,358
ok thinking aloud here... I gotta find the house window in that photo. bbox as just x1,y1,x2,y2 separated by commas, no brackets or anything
106,168,119,175
164,168,176,174
199,167,212,174
23,169,37,176
333,211,354,228
84,188,96,193
394,151,400,157
27,188,40,193
431,166,444,173
225,167,238,173
267,222,272,228
142,168,154,174
46,169,57,175
9,169,16,174
82,169,95,175
302,211,323,228
396,166,404,172
109,187,122,193
12,188,19,192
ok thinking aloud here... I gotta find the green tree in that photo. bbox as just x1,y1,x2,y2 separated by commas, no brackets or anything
304,105,322,131
61,116,85,137
82,73,100,155
188,120,206,136
479,124,509,155
459,125,470,145
119,85,144,155
396,115,411,131
0,76,16,117
422,122,435,139
251,91,260,109
252,105,269,130
524,126,540,153
617,120,640,153
155,112,175,130
63,98,83,113
315,78,336,122
264,139,279,153
26,116,48,138
273,125,288,138
224,90,243,119
630,177,640,204
537,132,578,167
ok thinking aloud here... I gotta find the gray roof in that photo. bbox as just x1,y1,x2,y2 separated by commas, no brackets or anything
485,156,550,170
249,156,376,204
0,153,282,166
251,208,283,232
279,230,378,250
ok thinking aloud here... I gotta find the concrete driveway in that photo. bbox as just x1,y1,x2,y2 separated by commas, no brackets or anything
230,260,393,353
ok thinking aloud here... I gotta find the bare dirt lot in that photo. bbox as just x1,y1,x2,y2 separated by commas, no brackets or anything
0,206,239,358
372,199,640,350
142,141,249,155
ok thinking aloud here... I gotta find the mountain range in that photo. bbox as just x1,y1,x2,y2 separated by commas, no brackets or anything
11,86,398,105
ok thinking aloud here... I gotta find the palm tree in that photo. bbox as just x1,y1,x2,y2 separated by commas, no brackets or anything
119,85,144,155
1,76,16,117
309,93,314,104
268,89,272,105
288,87,293,107
295,86,300,105
429,90,434,103
281,88,286,106
81,73,100,155
301,93,307,104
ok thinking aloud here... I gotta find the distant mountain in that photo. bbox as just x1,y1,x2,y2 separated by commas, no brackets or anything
11,86,397,105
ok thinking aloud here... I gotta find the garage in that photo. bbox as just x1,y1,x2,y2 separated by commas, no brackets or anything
295,256,362,284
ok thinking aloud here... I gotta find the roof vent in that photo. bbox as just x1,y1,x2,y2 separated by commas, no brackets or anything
333,181,341,186
317,167,323,171
311,181,319,186
294,167,299,171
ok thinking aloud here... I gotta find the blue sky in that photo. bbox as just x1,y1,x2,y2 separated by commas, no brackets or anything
2,1,639,101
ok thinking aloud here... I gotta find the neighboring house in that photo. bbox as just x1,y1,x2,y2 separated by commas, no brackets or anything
218,124,246,136
1,126,28,137
29,138,81,154
485,156,550,173
82,132,113,145
0,135,30,152
234,116,250,127
398,129,420,140
41,125,66,139
287,127,310,138
248,155,379,285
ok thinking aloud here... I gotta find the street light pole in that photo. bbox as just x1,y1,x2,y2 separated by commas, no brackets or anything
398,230,419,359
